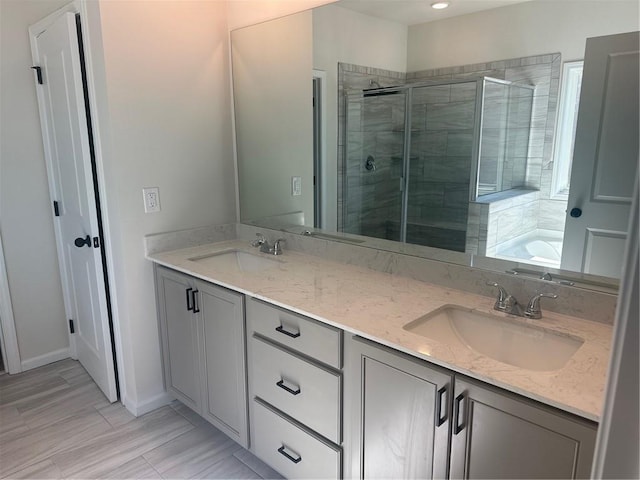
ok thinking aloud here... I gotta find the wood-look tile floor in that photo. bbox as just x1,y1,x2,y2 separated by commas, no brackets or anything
0,359,283,479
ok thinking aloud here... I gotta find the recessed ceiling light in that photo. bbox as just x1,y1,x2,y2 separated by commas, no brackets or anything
431,1,450,9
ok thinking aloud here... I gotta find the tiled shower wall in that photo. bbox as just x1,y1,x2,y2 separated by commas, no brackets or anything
338,53,566,255
338,63,406,238
402,82,477,251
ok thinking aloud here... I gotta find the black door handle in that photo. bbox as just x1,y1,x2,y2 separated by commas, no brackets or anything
74,235,91,248
570,207,582,218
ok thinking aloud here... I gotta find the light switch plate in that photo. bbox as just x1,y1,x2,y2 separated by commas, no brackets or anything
143,187,161,213
292,176,302,196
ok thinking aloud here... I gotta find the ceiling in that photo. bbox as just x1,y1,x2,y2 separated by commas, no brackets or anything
337,0,533,26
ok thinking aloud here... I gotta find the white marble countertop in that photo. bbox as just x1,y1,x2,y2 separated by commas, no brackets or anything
148,240,612,422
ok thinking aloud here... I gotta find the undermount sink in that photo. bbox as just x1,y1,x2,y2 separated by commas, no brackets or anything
188,249,280,272
403,305,584,372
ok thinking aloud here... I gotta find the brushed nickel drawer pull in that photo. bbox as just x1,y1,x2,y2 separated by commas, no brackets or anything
276,378,301,396
278,445,302,464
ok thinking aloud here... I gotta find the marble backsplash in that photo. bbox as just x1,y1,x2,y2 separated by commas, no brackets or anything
145,223,617,325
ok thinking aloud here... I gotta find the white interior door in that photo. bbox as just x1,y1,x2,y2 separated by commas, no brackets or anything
30,11,117,402
561,31,639,277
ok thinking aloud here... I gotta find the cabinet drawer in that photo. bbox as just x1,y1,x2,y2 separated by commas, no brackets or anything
247,298,342,369
252,399,341,479
251,335,341,443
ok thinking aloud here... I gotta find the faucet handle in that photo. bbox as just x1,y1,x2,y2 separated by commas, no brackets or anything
486,282,522,315
251,233,266,247
273,238,286,255
486,281,508,309
524,293,558,319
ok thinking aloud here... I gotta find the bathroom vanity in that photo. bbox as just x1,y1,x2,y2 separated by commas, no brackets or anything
149,234,610,479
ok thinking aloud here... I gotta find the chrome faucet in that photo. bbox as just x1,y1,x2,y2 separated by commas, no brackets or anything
524,293,558,319
273,238,286,256
486,282,558,319
486,282,523,316
251,233,272,253
250,233,285,255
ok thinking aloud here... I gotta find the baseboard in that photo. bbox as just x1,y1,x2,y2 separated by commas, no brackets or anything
124,391,173,417
21,348,70,371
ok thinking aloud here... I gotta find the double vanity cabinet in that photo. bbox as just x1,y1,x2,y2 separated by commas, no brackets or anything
154,263,598,479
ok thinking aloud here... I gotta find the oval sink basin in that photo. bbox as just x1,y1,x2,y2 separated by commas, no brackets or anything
189,250,280,272
403,305,584,372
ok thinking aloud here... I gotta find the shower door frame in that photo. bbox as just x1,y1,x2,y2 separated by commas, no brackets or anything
344,77,532,243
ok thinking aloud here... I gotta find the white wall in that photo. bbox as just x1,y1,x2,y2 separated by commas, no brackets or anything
234,11,314,225
313,4,408,229
227,0,336,31
0,0,71,366
91,0,237,412
407,0,640,71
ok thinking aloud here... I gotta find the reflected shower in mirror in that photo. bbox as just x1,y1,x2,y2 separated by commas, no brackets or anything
232,0,639,289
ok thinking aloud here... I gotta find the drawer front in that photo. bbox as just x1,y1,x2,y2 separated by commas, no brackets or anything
252,400,341,479
247,298,342,369
251,336,341,443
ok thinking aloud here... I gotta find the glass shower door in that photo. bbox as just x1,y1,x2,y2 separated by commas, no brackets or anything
343,90,407,242
406,81,478,251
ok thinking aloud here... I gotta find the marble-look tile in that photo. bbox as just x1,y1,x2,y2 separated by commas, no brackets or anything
0,371,69,407
0,410,113,478
538,199,568,231
233,449,284,479
101,456,161,479
17,380,107,429
170,400,210,428
194,456,263,480
0,404,28,442
5,459,63,479
52,406,193,479
57,362,94,386
143,424,241,479
426,101,476,130
98,402,137,429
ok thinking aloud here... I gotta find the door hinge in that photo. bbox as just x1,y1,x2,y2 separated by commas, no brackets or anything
93,236,100,248
69,319,75,334
31,66,43,85
53,200,60,217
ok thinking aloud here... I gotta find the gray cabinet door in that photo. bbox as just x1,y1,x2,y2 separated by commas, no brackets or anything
198,280,249,448
346,336,453,479
155,266,201,412
449,377,597,479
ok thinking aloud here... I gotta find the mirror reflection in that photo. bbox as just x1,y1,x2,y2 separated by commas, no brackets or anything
232,0,639,288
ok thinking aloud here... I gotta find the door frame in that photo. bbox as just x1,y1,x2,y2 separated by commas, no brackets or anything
28,1,125,401
0,230,21,374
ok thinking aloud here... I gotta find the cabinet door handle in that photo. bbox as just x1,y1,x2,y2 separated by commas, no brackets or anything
192,289,200,313
275,324,300,338
454,392,466,435
436,385,448,427
186,288,193,311
276,378,301,396
277,445,302,464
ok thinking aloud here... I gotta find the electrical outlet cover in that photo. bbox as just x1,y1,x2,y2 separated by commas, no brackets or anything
143,187,161,213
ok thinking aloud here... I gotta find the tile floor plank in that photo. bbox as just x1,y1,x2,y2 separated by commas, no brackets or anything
98,402,137,428
4,459,63,479
143,424,242,479
0,359,282,480
194,456,262,480
101,456,162,479
51,406,194,479
0,410,113,478
233,449,284,480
